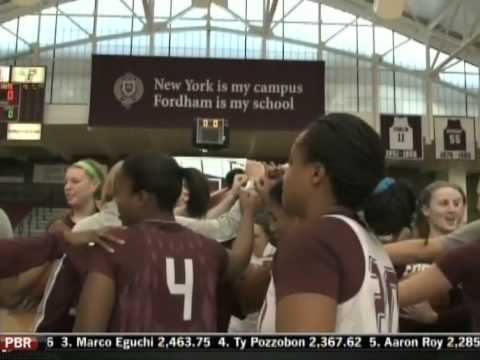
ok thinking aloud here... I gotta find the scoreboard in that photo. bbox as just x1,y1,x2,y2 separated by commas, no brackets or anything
0,65,46,123
193,117,229,150
0,65,46,141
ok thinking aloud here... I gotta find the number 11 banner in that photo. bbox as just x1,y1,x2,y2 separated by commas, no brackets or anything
434,116,475,160
380,114,423,160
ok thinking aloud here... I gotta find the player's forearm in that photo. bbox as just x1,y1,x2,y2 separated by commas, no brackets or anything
399,265,452,307
385,238,445,265
0,232,66,278
208,188,229,209
206,192,237,219
234,264,272,314
0,276,23,307
0,264,48,308
177,201,241,242
399,281,431,308
224,210,255,282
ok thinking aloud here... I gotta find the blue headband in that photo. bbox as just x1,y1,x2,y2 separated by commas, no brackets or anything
374,177,395,194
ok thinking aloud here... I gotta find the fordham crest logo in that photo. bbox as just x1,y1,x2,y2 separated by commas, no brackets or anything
113,73,144,109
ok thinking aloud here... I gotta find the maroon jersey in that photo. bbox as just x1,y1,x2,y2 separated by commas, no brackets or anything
436,241,480,331
34,209,101,331
274,208,366,306
273,207,399,333
34,246,92,332
87,221,228,332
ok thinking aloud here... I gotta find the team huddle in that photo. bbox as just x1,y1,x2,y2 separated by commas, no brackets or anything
0,113,479,333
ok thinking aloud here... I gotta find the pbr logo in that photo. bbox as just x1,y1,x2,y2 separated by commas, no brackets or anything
113,73,144,109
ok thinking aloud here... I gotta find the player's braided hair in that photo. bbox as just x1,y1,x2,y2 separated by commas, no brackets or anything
300,113,416,235
300,113,385,210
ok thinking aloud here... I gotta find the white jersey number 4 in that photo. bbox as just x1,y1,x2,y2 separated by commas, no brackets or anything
166,258,194,321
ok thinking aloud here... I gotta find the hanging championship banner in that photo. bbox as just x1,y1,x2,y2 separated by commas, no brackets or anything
434,116,475,160
380,114,423,160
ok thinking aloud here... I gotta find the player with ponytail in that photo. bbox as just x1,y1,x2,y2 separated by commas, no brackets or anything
74,153,262,332
275,113,415,333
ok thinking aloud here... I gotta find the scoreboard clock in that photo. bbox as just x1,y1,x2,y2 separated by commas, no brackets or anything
0,65,46,123
0,65,46,141
192,117,230,150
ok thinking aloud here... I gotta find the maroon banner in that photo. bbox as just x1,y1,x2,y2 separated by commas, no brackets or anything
88,55,324,130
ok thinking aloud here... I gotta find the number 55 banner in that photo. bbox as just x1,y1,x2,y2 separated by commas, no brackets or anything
380,114,423,160
434,117,476,160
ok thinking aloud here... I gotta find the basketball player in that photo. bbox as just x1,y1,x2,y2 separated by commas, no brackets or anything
396,181,469,332
174,172,247,243
32,171,248,332
256,179,296,333
0,159,105,331
25,158,105,302
73,153,261,332
72,161,124,232
49,159,106,232
385,177,480,267
215,178,284,333
274,113,415,333
227,211,276,333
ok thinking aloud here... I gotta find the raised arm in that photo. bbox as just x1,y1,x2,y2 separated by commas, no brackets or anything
177,200,242,242
206,174,248,219
223,190,262,282
232,261,272,315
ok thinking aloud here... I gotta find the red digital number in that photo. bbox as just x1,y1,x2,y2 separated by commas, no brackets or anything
7,89,14,102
